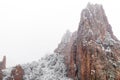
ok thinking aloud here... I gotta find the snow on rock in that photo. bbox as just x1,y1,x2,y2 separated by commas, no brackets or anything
54,30,72,53
55,3,120,80
61,30,71,44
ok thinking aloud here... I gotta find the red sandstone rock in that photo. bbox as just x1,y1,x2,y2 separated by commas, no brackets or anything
55,31,77,79
0,56,6,70
76,3,120,80
0,56,6,80
2,65,24,80
55,3,120,80
0,70,3,80
11,65,24,80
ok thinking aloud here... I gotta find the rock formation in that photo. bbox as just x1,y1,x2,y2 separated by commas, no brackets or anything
0,56,6,70
0,70,3,80
11,65,24,80
0,3,120,80
55,3,120,80
2,65,24,80
0,56,6,80
54,31,77,79
54,30,77,68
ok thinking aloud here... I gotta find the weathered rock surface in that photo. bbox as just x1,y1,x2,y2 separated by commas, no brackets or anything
55,30,77,67
11,65,24,80
0,56,6,70
55,31,77,78
0,70,3,80
2,65,24,80
55,3,120,80
0,56,6,80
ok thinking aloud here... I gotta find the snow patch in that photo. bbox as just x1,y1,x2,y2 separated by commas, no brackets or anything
105,47,111,53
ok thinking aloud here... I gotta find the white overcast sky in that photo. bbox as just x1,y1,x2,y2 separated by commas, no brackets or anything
0,0,120,67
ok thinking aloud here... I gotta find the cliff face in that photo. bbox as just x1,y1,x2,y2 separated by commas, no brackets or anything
55,3,120,80
54,30,77,69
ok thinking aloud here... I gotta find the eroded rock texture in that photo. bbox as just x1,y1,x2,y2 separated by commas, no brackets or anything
55,3,120,80
55,30,77,79
0,56,6,70
0,56,6,80
2,65,24,80
11,65,24,80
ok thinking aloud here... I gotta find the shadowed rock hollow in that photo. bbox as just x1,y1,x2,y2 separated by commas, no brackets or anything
55,3,120,80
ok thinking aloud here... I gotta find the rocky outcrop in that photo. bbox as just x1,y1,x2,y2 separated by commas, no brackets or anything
0,56,6,80
75,3,120,80
0,70,3,80
55,30,77,66
2,65,24,80
55,31,77,78
11,65,24,80
55,3,120,80
0,56,6,70
0,3,120,80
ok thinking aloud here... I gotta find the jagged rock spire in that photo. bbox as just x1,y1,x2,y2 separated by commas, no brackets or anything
76,3,120,80
78,3,117,43
55,3,120,80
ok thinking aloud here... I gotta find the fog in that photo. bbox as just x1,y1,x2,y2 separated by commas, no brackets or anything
0,0,120,67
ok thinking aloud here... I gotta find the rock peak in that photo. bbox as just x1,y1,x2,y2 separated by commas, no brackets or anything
55,3,120,80
78,3,117,44
61,30,71,44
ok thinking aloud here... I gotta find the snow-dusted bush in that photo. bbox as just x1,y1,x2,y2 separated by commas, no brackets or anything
22,53,72,80
2,68,13,80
